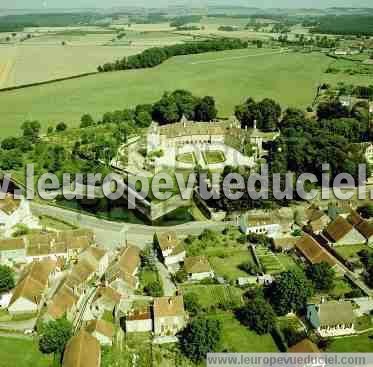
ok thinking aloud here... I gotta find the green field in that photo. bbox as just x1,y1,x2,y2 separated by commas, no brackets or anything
0,337,52,367
209,250,255,281
326,333,373,352
335,244,370,260
181,284,244,309
208,313,278,353
0,49,370,137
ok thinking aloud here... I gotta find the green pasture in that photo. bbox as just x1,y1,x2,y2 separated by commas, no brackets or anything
0,49,370,137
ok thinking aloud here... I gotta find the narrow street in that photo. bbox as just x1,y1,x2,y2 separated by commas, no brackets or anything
155,260,176,297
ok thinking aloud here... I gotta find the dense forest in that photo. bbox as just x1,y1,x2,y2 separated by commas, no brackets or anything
269,100,371,182
98,38,248,72
311,16,373,36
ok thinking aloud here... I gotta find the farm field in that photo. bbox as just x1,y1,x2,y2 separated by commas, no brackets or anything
0,44,146,88
0,337,52,367
0,28,195,88
0,49,370,137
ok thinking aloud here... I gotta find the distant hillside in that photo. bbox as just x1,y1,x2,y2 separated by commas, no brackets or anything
311,15,373,36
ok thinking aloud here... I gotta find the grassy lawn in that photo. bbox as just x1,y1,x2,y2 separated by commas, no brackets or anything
335,244,371,260
208,313,278,353
202,150,226,165
276,254,302,272
39,215,76,231
355,315,373,332
1,50,369,137
326,333,373,352
125,332,152,366
0,337,52,367
209,250,255,281
102,309,114,324
175,152,196,164
277,315,305,331
181,284,244,309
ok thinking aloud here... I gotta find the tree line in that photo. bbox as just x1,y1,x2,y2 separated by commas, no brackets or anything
310,15,373,36
98,38,248,72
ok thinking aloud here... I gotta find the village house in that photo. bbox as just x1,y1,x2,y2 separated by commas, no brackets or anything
63,330,101,367
0,238,26,265
86,319,115,346
153,295,187,336
65,259,96,301
8,259,57,315
325,216,366,246
356,220,373,244
155,231,186,268
184,256,214,281
125,306,153,333
240,208,293,238
305,206,331,234
307,301,355,337
295,234,337,268
272,237,298,253
108,245,141,295
237,274,274,286
347,210,364,227
0,229,94,265
0,195,32,233
91,286,121,318
44,283,78,322
79,246,109,278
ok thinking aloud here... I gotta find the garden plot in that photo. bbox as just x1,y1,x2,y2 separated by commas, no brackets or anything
255,246,285,274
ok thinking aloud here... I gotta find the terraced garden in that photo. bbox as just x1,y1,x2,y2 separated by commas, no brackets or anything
255,246,285,274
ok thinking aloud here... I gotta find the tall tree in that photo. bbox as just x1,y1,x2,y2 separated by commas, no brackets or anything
39,318,72,358
179,317,222,363
21,120,41,142
152,92,180,124
80,114,95,128
236,296,276,335
269,269,313,316
306,262,335,291
195,96,218,122
257,98,281,131
317,100,350,120
0,265,14,293
235,98,262,129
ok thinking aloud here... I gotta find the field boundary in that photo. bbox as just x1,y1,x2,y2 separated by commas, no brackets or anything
189,48,287,65
0,71,99,93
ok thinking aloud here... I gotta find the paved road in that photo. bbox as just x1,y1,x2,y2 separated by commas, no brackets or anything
156,260,176,297
30,202,235,249
0,318,36,332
